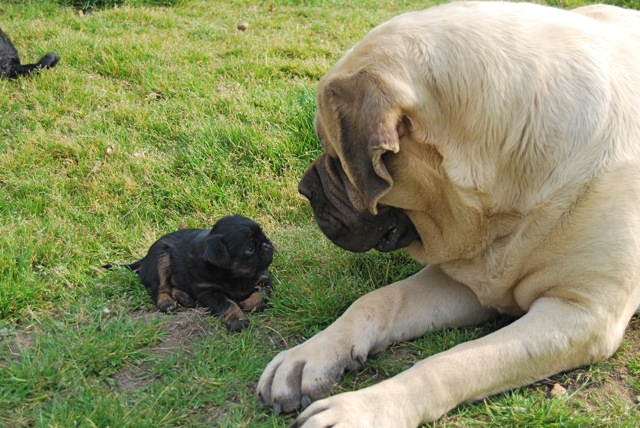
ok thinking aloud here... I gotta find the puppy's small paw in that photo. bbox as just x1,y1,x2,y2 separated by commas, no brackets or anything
224,315,250,332
257,274,273,296
157,299,178,313
239,292,266,312
257,273,272,284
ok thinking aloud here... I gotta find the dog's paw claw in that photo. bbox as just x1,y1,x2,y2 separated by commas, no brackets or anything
301,395,312,409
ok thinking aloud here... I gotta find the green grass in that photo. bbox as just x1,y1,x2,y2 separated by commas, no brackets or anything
0,0,638,426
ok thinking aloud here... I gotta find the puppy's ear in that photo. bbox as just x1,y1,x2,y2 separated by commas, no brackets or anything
317,71,403,215
202,234,231,268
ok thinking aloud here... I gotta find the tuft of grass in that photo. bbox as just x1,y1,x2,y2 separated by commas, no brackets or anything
55,0,184,10
0,0,638,427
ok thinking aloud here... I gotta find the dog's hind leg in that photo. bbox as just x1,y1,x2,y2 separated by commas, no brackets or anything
154,252,178,312
12,52,59,76
0,30,60,78
170,287,196,308
100,258,144,272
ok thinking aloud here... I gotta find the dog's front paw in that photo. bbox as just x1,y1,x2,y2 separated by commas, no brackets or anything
292,385,415,428
156,297,178,313
224,314,250,332
221,304,250,332
257,335,367,414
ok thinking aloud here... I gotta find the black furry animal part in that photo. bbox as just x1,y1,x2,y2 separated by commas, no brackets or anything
0,28,59,78
103,215,275,332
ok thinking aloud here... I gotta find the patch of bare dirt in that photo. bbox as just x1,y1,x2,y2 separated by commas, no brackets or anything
0,326,35,364
534,315,640,409
112,307,212,392
145,308,211,357
4,332,34,355
623,315,640,356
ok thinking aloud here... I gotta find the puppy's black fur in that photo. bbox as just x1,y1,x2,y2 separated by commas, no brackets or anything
103,215,274,332
0,28,59,78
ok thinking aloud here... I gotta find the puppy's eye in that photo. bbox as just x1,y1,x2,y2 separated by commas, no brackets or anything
245,244,255,255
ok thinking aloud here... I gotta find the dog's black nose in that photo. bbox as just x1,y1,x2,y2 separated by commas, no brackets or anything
298,181,313,201
262,242,273,253
298,163,321,201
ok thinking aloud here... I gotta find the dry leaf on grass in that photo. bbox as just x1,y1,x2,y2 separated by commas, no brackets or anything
86,160,102,180
550,383,567,398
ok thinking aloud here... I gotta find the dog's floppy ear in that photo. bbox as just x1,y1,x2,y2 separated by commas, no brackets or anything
202,234,231,268
317,71,402,215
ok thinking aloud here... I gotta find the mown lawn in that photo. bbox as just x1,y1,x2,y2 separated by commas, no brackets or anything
1,0,638,426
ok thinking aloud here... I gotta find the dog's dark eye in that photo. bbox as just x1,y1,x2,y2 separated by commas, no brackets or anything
245,244,255,255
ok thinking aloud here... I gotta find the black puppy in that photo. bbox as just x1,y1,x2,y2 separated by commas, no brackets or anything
0,28,59,78
103,215,274,332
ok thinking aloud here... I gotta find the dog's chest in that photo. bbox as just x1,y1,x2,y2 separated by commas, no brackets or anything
440,236,528,316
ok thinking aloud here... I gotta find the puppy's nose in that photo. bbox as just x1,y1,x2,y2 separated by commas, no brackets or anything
262,242,274,253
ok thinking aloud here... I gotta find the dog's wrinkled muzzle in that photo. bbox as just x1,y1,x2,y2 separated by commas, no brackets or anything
298,155,419,253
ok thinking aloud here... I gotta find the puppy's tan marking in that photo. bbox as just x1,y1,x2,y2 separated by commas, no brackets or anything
239,292,266,312
221,300,250,332
155,252,176,312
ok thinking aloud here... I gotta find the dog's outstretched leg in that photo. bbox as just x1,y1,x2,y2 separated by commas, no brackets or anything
154,252,178,312
0,29,59,78
100,259,143,272
16,52,60,75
